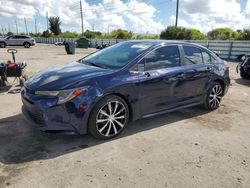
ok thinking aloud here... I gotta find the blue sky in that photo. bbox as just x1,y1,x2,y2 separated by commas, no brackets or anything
0,0,249,34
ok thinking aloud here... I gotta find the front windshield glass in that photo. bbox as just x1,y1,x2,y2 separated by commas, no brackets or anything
79,41,152,69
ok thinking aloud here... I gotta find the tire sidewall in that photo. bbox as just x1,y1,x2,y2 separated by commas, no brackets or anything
88,95,129,139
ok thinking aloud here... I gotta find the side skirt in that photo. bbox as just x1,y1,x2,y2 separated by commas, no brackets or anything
142,102,201,119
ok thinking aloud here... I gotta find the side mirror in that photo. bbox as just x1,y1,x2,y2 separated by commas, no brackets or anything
213,51,220,57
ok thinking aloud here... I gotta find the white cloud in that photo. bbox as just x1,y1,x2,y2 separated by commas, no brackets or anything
246,0,250,14
0,0,164,34
180,0,250,32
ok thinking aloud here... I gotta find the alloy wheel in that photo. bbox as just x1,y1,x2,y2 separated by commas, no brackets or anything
209,84,223,109
96,100,127,137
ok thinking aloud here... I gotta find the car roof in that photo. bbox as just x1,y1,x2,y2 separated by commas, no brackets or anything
124,40,206,49
12,35,31,37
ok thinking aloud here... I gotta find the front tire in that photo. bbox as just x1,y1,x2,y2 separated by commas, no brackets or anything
88,95,129,139
24,42,31,48
204,82,223,110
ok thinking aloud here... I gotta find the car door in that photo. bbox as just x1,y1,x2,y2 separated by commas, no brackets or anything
181,45,213,101
6,36,17,45
135,45,187,116
15,35,23,45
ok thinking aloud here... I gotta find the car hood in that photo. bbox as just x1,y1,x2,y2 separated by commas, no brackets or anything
25,62,112,90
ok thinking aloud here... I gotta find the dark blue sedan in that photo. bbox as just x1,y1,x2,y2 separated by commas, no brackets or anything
21,41,230,139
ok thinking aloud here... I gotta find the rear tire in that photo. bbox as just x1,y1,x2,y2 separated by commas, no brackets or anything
203,81,223,110
0,42,6,48
88,95,129,139
24,42,31,48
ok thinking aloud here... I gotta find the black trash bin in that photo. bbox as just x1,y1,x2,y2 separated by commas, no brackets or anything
63,41,76,55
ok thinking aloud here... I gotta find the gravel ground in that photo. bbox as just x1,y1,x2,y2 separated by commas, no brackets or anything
0,44,250,188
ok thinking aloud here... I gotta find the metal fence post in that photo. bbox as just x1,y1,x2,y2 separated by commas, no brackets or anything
228,41,233,60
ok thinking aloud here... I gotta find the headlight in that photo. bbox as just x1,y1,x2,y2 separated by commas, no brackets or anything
35,87,86,104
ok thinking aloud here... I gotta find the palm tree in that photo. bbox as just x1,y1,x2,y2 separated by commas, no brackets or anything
49,16,62,35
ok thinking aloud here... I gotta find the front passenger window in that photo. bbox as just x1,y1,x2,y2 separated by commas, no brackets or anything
144,45,180,71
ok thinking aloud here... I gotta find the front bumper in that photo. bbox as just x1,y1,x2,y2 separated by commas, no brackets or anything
21,88,94,134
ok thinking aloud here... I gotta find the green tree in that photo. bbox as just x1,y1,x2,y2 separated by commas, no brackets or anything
207,28,238,40
49,16,62,35
160,26,206,40
110,29,133,39
57,31,79,38
237,29,250,40
84,30,102,38
42,30,53,37
188,29,206,40
134,34,159,40
7,32,13,36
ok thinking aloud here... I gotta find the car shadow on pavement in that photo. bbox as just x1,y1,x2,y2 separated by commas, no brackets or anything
235,78,250,86
0,107,209,164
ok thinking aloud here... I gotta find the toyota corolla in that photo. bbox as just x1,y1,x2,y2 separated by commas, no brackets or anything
21,41,230,139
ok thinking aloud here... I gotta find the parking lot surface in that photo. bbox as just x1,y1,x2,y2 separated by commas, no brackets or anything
0,44,250,188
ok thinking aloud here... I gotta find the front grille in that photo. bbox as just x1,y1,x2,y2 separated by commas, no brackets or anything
26,108,45,125
22,96,45,126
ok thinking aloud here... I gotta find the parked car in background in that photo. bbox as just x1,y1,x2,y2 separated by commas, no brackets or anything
21,40,230,139
237,54,250,79
0,35,35,48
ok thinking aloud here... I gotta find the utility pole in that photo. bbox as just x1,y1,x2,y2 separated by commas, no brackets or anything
92,24,95,32
175,0,179,27
24,17,28,34
1,25,4,35
80,0,84,36
35,18,37,33
46,11,49,30
15,20,18,34
8,23,11,33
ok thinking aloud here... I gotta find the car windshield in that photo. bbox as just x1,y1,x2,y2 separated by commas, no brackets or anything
79,41,152,69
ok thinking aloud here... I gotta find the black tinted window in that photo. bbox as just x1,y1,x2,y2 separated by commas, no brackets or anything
145,46,180,71
183,46,203,65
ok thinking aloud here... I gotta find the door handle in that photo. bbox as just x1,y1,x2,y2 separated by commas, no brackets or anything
144,72,151,77
206,67,212,72
177,72,185,78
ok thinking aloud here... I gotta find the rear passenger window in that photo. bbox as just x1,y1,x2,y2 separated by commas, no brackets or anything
183,46,203,65
144,45,180,71
201,50,211,63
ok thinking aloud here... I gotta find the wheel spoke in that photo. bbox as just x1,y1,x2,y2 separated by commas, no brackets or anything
114,107,125,116
114,115,125,120
114,119,124,128
111,122,117,135
100,110,109,117
99,121,109,133
108,102,112,114
113,102,118,115
97,118,109,123
105,122,112,136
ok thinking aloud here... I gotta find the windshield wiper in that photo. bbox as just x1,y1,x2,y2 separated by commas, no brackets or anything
80,60,107,69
